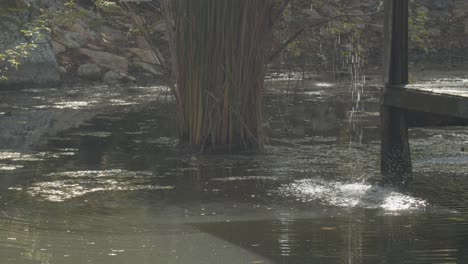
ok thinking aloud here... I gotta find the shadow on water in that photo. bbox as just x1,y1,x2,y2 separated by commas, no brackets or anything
0,80,468,263
193,214,468,264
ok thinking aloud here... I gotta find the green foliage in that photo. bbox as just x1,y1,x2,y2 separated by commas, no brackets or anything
94,0,122,13
0,39,40,80
409,8,432,53
0,0,86,80
272,0,434,70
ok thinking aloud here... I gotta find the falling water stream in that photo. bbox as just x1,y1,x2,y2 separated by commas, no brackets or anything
1,78,468,263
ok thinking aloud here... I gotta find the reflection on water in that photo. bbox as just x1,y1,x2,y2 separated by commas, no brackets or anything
1,80,468,263
21,170,173,202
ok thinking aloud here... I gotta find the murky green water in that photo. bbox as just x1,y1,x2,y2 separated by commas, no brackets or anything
1,80,468,263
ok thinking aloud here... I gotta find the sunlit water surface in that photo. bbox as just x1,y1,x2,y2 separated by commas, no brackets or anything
1,80,468,263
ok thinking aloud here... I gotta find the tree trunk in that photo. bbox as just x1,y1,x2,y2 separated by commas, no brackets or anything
381,0,412,183
167,0,273,152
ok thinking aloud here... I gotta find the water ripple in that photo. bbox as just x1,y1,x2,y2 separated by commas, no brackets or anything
9,170,173,202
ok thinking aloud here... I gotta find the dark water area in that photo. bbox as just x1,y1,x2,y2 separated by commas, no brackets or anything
1,78,468,263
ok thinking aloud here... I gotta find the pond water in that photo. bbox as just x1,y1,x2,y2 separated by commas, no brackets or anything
1,78,468,263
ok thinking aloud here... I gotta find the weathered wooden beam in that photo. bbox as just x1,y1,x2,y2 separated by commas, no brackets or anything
383,86,468,119
405,110,468,127
381,0,412,184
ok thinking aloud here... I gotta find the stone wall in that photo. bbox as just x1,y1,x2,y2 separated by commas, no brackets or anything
0,0,167,88
2,0,468,88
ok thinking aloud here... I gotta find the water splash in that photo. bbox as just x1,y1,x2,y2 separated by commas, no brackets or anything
70,131,112,138
279,179,427,211
0,164,24,171
211,176,278,182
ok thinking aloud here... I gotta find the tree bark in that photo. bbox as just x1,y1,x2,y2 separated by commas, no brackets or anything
381,0,412,183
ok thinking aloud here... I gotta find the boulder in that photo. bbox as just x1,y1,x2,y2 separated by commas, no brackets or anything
452,9,466,19
429,28,441,37
132,15,146,27
70,22,96,42
427,0,451,11
77,48,128,74
52,41,66,54
77,63,101,80
154,21,167,33
153,21,170,41
133,61,163,76
451,1,468,18
3,0,28,8
128,48,163,65
428,10,450,24
100,26,126,42
102,70,123,84
85,44,104,51
56,31,82,49
136,36,152,50
58,66,67,74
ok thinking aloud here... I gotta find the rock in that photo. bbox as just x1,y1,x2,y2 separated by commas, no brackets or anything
70,22,96,42
33,0,64,9
136,36,152,49
154,21,167,33
52,41,66,54
77,48,128,74
102,71,123,84
427,0,451,11
2,0,29,8
100,26,125,42
453,0,468,18
58,66,67,74
132,15,146,27
70,23,86,37
428,11,450,24
133,61,163,76
77,63,101,80
464,18,468,35
429,28,441,37
453,0,468,12
128,48,163,65
58,54,71,67
153,21,170,41
85,44,104,51
123,74,136,82
0,15,60,86
452,9,466,19
57,31,82,49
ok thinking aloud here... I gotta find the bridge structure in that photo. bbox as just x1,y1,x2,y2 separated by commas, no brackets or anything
381,0,468,183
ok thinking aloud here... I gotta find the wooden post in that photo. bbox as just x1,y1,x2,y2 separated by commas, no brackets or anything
381,0,412,183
